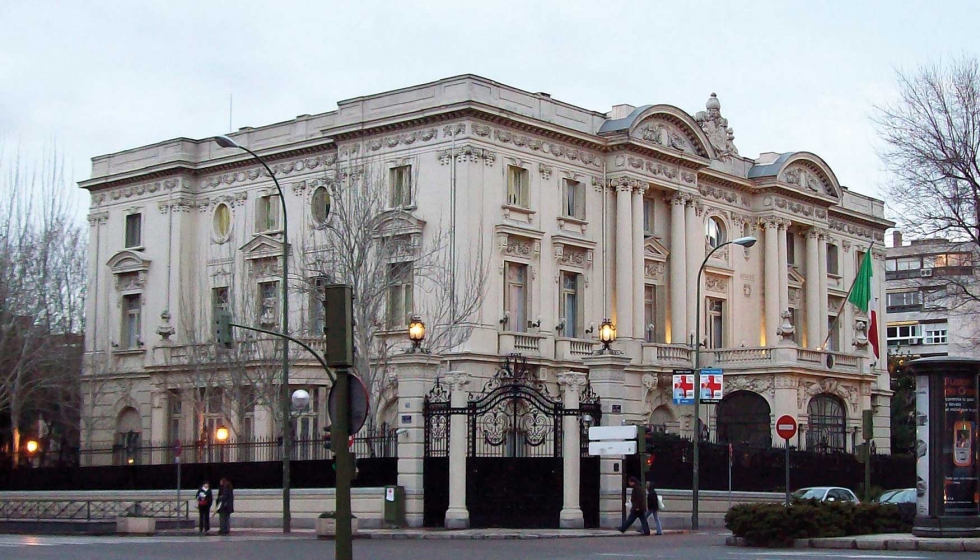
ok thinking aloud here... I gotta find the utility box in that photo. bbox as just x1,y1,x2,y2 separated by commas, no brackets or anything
383,485,405,527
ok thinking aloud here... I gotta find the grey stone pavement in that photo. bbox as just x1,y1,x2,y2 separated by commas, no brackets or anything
0,529,972,560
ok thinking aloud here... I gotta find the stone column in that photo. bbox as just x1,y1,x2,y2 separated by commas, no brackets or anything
818,233,829,346
582,354,632,529
444,371,470,529
669,194,687,343
558,371,589,529
391,353,443,528
778,220,789,314
615,180,634,338
763,218,780,346
686,199,701,340
805,229,821,348
632,185,648,340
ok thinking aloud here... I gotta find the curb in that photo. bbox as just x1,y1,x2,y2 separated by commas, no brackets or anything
160,529,683,540
726,535,980,553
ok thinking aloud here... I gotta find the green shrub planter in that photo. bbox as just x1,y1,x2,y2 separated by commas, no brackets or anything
725,501,911,548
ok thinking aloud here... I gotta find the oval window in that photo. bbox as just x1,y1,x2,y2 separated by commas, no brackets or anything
311,186,330,225
213,203,231,239
705,217,725,248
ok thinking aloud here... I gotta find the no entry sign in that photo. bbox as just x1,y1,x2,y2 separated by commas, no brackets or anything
776,415,798,440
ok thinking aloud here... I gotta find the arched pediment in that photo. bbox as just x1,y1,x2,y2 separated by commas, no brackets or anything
376,209,426,237
106,250,150,274
599,104,714,159
749,152,842,200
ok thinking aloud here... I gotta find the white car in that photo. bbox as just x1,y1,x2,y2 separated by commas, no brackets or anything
792,486,860,504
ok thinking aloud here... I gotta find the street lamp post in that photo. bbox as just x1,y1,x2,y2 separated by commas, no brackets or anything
692,235,756,531
213,135,294,532
215,425,229,462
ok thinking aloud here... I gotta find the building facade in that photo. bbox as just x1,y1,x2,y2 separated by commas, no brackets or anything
885,231,980,361
80,76,893,524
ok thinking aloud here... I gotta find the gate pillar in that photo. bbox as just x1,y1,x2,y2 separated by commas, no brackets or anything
392,353,443,528
582,354,632,528
558,371,588,528
444,371,470,529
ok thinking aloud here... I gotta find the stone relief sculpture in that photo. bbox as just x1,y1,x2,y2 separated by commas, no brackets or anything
694,93,738,159
798,378,860,412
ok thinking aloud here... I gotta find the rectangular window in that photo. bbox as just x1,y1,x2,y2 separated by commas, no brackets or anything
559,271,583,338
125,213,142,248
506,166,529,208
561,179,585,220
386,262,414,328
389,165,412,208
885,259,897,272
887,291,922,309
786,230,796,266
167,389,182,443
827,244,839,275
642,198,656,237
256,195,281,232
887,324,923,345
258,281,279,326
643,285,658,343
504,261,528,332
706,297,724,349
827,316,840,351
924,324,948,344
122,294,141,349
895,256,920,271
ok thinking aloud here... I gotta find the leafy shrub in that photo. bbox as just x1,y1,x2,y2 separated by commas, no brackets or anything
725,501,911,547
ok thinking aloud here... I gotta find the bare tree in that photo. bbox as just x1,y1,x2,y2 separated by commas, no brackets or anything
0,143,87,466
302,155,490,428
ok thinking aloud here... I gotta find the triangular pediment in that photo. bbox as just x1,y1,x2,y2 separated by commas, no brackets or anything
240,234,284,260
643,238,670,261
788,267,805,287
106,250,150,273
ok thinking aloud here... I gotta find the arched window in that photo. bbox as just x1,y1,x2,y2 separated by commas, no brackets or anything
705,216,726,248
717,391,771,448
649,405,675,434
212,203,232,240
115,407,142,465
807,394,846,452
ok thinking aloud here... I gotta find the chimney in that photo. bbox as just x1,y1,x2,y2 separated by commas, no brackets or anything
892,230,903,247
608,104,637,120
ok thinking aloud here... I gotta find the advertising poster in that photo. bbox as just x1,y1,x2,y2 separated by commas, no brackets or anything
672,369,694,405
700,368,724,404
942,374,977,516
915,375,929,517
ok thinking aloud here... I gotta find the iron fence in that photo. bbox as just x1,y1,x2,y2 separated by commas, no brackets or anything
0,499,189,521
79,426,397,467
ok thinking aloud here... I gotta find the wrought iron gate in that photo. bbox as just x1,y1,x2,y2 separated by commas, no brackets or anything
423,354,600,528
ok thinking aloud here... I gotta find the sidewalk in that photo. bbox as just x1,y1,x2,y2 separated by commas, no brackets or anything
727,534,980,552
162,527,682,540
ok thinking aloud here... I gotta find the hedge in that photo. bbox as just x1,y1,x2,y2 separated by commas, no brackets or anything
725,501,911,547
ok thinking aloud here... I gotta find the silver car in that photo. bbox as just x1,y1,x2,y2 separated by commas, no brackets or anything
792,486,860,504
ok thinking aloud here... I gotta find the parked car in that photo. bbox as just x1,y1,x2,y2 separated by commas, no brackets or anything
792,486,860,504
878,488,916,524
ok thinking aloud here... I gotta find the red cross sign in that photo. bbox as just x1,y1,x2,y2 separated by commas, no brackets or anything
700,368,724,403
673,370,695,405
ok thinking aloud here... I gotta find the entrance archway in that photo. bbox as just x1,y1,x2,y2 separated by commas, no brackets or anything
806,394,846,452
716,391,771,448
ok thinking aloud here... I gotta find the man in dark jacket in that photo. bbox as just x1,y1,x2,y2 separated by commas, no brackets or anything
645,480,663,535
216,478,235,535
195,481,213,534
617,476,651,535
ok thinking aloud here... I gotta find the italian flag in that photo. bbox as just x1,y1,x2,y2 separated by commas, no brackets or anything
848,250,880,361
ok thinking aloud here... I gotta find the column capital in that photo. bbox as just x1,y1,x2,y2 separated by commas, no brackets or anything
443,370,470,390
609,175,642,193
557,371,589,390
633,183,650,196
667,191,690,206
759,215,781,230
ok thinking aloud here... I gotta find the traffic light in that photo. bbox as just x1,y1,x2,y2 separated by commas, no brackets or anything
323,427,332,451
323,284,354,368
214,310,234,349
862,409,874,441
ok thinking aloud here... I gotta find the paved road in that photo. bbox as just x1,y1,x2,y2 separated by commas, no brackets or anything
0,532,957,560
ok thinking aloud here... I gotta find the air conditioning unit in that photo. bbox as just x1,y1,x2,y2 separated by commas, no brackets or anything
919,269,933,277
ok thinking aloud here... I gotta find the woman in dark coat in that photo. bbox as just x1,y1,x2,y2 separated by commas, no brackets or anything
645,480,663,535
617,476,650,535
195,481,213,534
216,478,234,534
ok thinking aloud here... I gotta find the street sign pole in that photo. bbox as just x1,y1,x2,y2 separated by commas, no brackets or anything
775,415,798,506
784,441,790,506
335,367,353,560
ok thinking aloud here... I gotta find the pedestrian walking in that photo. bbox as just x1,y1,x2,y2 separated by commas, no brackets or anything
617,476,650,535
645,480,663,535
195,480,213,534
215,477,234,535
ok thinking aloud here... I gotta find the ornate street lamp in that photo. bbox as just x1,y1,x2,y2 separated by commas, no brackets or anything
25,440,39,455
215,426,229,443
408,315,426,353
597,318,617,353
691,235,756,530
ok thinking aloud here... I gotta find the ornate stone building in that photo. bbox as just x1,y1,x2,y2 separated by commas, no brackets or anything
80,75,892,526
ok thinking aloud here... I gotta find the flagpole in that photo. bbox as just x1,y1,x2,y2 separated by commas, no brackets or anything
820,242,875,351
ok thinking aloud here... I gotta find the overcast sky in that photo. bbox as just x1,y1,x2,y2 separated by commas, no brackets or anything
2,1,978,218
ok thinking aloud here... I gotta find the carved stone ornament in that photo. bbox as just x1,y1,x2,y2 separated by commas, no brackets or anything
539,163,553,180
853,318,869,347
557,371,588,391
727,374,776,399
638,120,691,153
780,164,836,198
644,261,665,280
694,93,739,159
437,145,496,167
156,310,176,340
798,377,860,412
777,309,797,345
705,275,728,293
